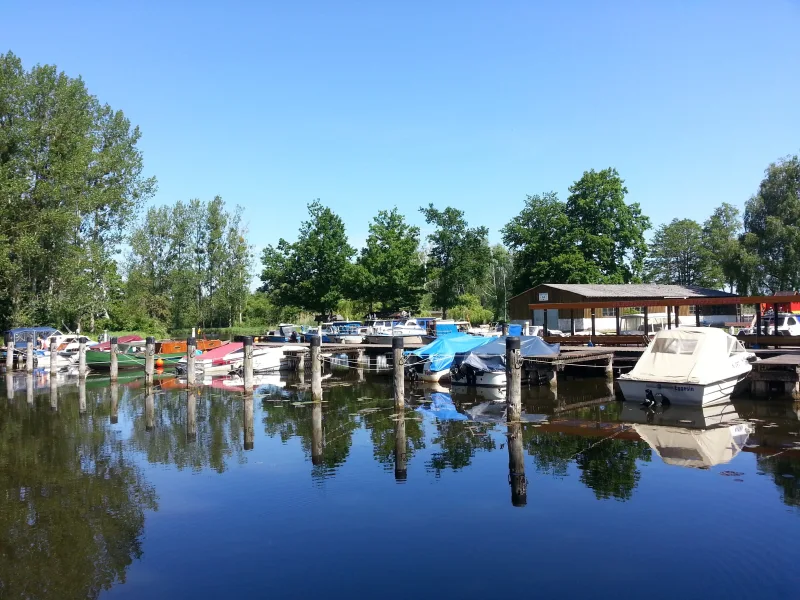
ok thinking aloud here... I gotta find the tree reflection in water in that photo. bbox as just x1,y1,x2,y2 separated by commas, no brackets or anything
0,382,157,600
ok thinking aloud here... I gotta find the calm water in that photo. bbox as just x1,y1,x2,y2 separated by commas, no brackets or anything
2,369,800,599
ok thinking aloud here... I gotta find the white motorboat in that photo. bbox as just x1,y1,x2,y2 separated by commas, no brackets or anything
180,343,306,375
617,327,755,407
365,318,427,345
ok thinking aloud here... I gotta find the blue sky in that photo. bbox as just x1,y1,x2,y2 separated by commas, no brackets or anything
4,0,800,258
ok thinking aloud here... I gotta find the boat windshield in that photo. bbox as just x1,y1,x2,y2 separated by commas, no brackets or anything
652,337,698,356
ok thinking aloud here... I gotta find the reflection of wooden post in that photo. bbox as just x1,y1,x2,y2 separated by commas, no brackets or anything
5,373,12,401
26,373,34,405
145,337,155,385
50,378,58,411
507,422,527,507
110,382,119,424
393,337,404,408
187,391,197,442
186,337,196,384
356,349,365,382
4,332,13,372
243,336,254,393
506,336,521,422
310,337,322,401
311,399,323,465
394,407,407,481
50,336,58,373
244,394,254,450
79,378,86,414
26,340,34,373
110,337,119,381
78,337,87,377
145,387,154,431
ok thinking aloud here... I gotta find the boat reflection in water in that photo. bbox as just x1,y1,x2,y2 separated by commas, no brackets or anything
620,402,753,468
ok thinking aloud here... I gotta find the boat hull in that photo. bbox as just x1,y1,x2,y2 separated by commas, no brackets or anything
365,334,423,345
84,350,184,370
617,372,750,407
451,370,506,388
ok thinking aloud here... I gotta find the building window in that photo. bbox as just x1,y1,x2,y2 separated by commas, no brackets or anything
600,308,616,317
688,305,696,315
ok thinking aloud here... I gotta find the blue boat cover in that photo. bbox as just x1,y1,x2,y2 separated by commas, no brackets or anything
415,393,468,421
409,333,494,371
460,335,561,372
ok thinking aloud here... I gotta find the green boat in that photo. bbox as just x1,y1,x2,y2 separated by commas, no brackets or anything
84,348,184,370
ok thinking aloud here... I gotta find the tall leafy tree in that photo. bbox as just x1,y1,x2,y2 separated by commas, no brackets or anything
565,168,650,283
482,244,514,321
348,208,424,313
645,219,713,286
742,154,800,292
419,204,489,318
702,203,744,292
260,200,354,317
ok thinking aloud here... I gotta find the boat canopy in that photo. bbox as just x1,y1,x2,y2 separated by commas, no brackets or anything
624,327,748,385
6,327,62,348
460,336,560,372
200,342,242,360
410,333,494,371
634,423,751,468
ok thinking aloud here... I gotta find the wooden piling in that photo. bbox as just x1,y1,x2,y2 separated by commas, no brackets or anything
186,336,196,384
50,378,57,412
26,340,34,373
4,333,13,372
26,373,33,405
78,336,88,378
546,367,558,389
49,336,57,373
507,422,527,507
502,322,510,336
506,336,522,422
5,373,12,401
756,305,762,345
187,391,197,441
605,356,614,380
310,336,322,401
393,336,404,408
79,378,86,413
110,337,119,382
394,407,407,481
591,309,596,340
144,336,155,384
145,387,154,431
244,394,254,450
110,382,119,424
243,336,254,393
311,399,323,465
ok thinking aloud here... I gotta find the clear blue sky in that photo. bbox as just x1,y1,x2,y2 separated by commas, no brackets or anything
5,0,800,258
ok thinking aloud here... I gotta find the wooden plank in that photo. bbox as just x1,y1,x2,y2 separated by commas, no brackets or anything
738,335,800,347
754,354,800,365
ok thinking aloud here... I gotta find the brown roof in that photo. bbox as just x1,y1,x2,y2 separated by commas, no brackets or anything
510,283,737,301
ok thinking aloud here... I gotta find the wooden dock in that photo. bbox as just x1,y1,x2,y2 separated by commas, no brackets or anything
750,354,800,399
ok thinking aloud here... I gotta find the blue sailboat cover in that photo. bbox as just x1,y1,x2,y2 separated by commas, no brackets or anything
460,336,561,372
409,334,494,371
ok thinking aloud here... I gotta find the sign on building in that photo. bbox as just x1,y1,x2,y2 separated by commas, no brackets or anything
538,292,549,302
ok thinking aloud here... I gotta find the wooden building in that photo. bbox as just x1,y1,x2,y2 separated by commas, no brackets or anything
508,283,739,331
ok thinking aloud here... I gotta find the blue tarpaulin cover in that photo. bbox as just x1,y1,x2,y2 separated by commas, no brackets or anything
415,393,468,421
409,333,494,371
460,336,561,372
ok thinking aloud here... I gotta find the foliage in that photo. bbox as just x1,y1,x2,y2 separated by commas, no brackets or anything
345,208,425,313
449,293,493,324
742,154,800,293
481,244,514,321
0,51,156,331
260,200,354,317
645,218,715,286
419,204,489,318
702,203,745,292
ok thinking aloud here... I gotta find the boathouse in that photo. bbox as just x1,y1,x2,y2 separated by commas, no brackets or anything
507,283,740,332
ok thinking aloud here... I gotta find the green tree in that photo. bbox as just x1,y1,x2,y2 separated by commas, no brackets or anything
482,244,514,321
645,218,714,286
0,52,156,331
348,208,425,313
742,154,800,292
502,192,601,294
450,293,493,324
260,200,355,317
419,204,489,318
703,203,744,292
565,168,650,283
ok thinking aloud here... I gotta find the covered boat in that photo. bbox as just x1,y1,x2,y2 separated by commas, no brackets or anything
451,336,560,387
617,327,755,407
407,334,495,382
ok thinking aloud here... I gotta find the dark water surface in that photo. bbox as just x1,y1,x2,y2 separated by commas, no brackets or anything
2,370,800,599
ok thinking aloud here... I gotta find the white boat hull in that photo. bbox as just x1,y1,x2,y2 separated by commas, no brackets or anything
617,372,750,407
365,334,424,345
421,367,450,383
331,335,364,344
451,370,506,388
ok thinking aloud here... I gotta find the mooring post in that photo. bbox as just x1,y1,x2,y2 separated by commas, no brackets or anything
605,356,614,380
507,422,527,507
547,366,558,389
295,351,305,373
110,337,119,382
144,336,155,384
5,373,13,401
4,333,13,372
243,336,254,393
50,378,58,412
25,340,34,373
145,387,154,431
395,407,407,481
49,336,57,373
110,382,119,424
506,336,522,422
79,378,86,414
186,336,196,384
310,336,322,401
543,309,549,337
311,399,323,465
356,349,365,381
244,394,254,450
393,336,405,408
78,336,88,378
756,304,762,345
187,391,197,442
502,322,509,336
26,373,34,405
591,309,596,340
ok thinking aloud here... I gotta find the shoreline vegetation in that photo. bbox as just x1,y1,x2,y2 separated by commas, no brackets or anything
2,51,799,338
